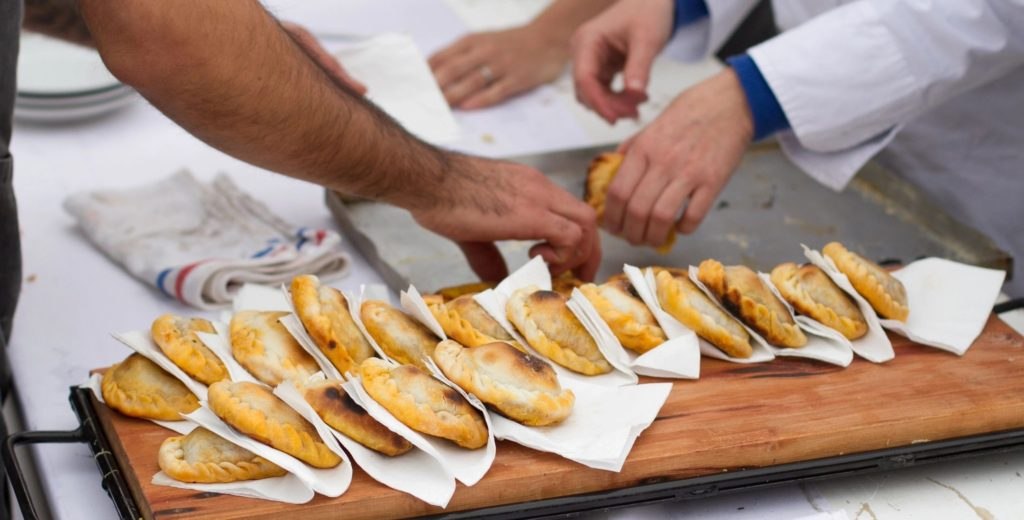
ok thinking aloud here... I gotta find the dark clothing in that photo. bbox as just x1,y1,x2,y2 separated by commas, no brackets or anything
1,0,23,342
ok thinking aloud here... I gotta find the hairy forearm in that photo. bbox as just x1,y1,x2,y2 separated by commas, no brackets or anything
24,0,92,46
531,0,618,41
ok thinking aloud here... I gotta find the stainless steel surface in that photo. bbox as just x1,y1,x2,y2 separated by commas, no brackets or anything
326,144,1011,292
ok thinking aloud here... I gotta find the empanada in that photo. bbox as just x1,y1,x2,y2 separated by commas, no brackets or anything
552,272,584,298
208,380,341,468
697,260,807,348
230,310,319,386
771,263,868,340
585,152,675,253
360,300,439,369
158,427,286,483
101,353,200,421
302,379,412,456
428,295,525,352
506,286,612,375
291,275,375,376
359,358,488,449
434,281,495,301
579,280,666,353
655,270,753,358
823,242,909,321
433,340,574,426
151,314,227,386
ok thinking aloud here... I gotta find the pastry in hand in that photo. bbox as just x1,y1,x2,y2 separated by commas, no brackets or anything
302,379,412,456
433,340,574,426
697,260,807,348
655,270,753,358
506,285,612,375
822,242,909,321
771,263,868,340
359,358,488,449
360,300,439,369
101,353,199,421
585,152,675,253
428,294,525,352
158,427,286,483
291,275,375,376
579,280,666,353
434,281,496,301
230,310,319,386
151,314,227,386
208,380,341,468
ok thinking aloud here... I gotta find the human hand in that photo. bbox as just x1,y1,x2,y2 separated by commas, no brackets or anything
281,22,367,95
570,0,674,123
429,25,569,110
603,69,754,246
410,156,601,282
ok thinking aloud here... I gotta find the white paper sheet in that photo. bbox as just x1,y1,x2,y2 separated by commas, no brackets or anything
233,283,292,312
152,470,314,504
621,265,701,379
567,289,638,384
82,373,196,435
111,330,209,401
400,285,448,340
686,266,777,364
195,326,262,384
279,313,346,381
344,284,398,369
756,272,854,367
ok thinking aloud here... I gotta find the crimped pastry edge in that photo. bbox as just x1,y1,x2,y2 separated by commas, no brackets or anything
823,242,909,321
158,431,286,483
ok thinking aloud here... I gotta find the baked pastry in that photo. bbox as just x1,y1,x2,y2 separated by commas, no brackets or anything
302,379,412,456
151,314,227,386
552,272,584,298
291,275,375,376
208,380,341,468
771,263,868,340
822,242,909,321
360,300,439,369
433,340,574,426
434,282,496,301
697,260,807,348
585,152,675,253
579,280,666,353
359,358,488,449
506,285,612,375
158,427,287,483
655,270,753,358
101,353,200,421
230,310,319,386
428,295,525,352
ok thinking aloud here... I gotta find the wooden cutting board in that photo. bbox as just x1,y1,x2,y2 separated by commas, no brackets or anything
93,315,1024,519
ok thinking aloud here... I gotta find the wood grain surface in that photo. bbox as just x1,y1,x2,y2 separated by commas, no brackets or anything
93,315,1024,519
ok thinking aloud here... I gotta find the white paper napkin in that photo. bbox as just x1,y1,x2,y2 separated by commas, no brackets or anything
82,373,196,435
195,324,262,384
345,284,404,368
756,272,854,367
112,330,209,401
620,265,701,379
566,290,638,384
151,471,314,505
234,283,292,312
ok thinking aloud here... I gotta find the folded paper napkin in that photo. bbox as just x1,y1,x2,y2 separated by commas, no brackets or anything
64,170,349,309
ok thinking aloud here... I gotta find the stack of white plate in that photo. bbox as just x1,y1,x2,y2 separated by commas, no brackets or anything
15,33,137,123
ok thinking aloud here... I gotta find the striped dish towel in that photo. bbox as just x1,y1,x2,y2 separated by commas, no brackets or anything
64,170,349,309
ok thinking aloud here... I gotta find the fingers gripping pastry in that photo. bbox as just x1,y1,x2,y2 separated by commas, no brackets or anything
434,281,496,301
291,275,375,376
579,281,666,353
428,295,525,352
585,152,675,253
101,353,200,421
360,300,439,369
506,286,612,375
697,260,808,348
771,263,868,340
230,311,319,386
822,242,909,321
433,340,574,426
359,358,488,449
151,314,227,386
158,427,287,483
302,379,412,456
655,270,753,358
208,381,341,468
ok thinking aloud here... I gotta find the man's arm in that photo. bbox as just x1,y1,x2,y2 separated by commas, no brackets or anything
24,0,91,45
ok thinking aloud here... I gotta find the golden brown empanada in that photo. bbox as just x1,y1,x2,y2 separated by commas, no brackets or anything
428,295,525,352
302,379,412,456
506,285,612,375
359,358,488,449
230,310,319,386
360,300,439,369
433,340,574,426
158,427,287,483
697,260,807,348
822,242,909,321
101,353,200,421
771,263,868,340
579,280,666,354
655,270,753,358
434,281,496,302
291,275,375,376
551,272,585,298
151,314,227,386
208,380,341,468
585,152,675,253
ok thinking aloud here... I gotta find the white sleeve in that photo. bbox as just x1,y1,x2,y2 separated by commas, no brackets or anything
667,0,760,61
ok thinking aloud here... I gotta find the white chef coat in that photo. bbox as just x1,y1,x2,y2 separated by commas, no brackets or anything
672,0,1024,295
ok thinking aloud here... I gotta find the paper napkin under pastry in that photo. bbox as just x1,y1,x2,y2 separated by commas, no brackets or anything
64,170,349,309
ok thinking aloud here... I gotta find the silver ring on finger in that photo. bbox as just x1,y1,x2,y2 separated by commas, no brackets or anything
479,65,495,86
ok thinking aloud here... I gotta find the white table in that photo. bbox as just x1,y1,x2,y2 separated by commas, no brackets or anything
8,1,1024,519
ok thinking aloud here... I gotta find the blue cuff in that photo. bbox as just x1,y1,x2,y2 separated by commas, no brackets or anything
673,0,709,29
726,53,790,140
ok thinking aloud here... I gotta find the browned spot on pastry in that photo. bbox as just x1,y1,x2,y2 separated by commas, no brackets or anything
532,290,562,302
519,350,550,374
